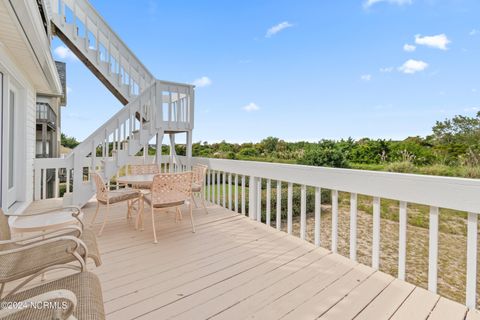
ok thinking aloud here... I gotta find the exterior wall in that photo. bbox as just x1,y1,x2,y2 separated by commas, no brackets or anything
0,44,38,212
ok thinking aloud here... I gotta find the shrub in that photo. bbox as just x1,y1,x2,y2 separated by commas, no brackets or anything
299,147,348,168
386,161,416,173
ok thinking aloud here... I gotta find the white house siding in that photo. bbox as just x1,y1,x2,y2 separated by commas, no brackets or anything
0,44,37,212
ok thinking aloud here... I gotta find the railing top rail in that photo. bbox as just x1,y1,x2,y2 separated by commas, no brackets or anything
189,156,480,213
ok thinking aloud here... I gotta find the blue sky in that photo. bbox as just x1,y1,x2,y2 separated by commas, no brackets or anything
54,0,480,143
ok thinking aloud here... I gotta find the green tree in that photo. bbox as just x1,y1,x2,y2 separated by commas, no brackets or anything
61,133,80,149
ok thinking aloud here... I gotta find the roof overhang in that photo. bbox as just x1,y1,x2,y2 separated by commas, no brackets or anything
0,0,62,95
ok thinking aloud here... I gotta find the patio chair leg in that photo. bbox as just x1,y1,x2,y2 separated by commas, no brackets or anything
98,204,110,236
127,200,132,219
189,203,196,233
192,195,199,208
151,207,158,244
201,192,208,214
135,197,143,230
91,201,100,226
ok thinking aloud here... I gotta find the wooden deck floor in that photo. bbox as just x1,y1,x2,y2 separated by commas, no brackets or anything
21,199,480,320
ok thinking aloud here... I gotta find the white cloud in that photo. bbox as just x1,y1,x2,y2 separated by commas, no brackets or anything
464,107,480,113
192,76,212,88
242,102,260,112
66,86,72,94
361,74,372,81
415,34,451,50
380,66,394,73
364,0,412,8
53,45,78,61
403,44,416,52
470,29,479,36
266,21,293,38
398,59,428,74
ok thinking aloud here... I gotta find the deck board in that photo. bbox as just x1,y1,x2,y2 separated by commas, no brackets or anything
11,198,475,320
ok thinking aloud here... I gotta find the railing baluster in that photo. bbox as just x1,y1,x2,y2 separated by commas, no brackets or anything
54,168,59,198
372,197,381,270
428,206,439,293
300,185,307,240
257,178,262,222
66,168,70,193
332,190,338,253
314,187,321,247
287,182,293,234
466,212,478,309
241,175,246,215
266,179,271,226
216,171,220,205
276,181,282,230
222,172,226,208
228,173,232,210
248,176,257,220
207,170,211,204
350,193,358,261
234,174,239,213
398,201,408,280
42,169,47,199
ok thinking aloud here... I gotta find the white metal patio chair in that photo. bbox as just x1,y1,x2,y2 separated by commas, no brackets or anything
143,172,194,243
90,173,142,236
191,164,209,214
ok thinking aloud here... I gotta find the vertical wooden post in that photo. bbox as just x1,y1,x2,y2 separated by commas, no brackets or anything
300,185,307,240
332,190,339,253
398,201,408,280
372,197,381,270
314,187,321,247
287,183,293,234
428,206,439,293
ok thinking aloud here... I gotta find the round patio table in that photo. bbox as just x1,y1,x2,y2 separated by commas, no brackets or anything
117,174,155,187
117,174,156,230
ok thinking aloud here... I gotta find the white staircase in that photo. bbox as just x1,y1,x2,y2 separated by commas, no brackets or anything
49,0,155,105
40,0,195,206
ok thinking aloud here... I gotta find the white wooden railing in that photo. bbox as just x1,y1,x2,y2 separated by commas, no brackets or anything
184,156,480,309
33,154,185,201
34,154,480,308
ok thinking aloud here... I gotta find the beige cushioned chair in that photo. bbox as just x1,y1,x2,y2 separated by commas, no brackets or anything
143,172,194,243
90,173,141,236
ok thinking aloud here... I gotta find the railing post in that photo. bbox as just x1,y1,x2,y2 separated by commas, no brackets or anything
314,187,321,247
350,193,358,261
248,176,257,220
287,183,293,234
241,175,246,215
276,181,282,230
300,185,307,240
466,212,478,309
234,174,239,213
428,206,439,293
266,179,271,226
372,197,381,270
257,178,262,222
331,190,338,253
228,173,232,210
398,201,408,280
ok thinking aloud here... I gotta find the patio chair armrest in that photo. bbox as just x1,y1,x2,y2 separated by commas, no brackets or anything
5,206,84,232
0,289,77,320
0,225,83,246
0,236,88,290
4,206,81,218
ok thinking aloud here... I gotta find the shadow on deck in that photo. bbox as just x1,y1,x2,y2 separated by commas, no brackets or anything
16,198,480,320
